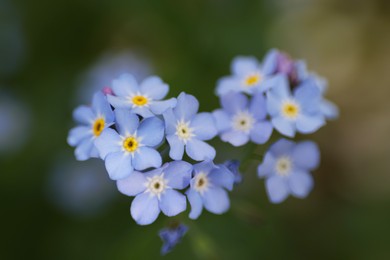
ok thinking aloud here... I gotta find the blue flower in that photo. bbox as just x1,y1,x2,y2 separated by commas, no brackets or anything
163,92,218,161
222,160,242,184
213,92,273,146
186,160,234,219
107,73,176,118
67,91,114,161
159,223,188,255
116,161,192,225
257,139,320,203
94,108,164,180
267,75,325,137
215,52,281,96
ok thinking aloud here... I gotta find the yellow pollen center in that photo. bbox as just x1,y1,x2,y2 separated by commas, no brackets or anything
132,95,148,106
123,137,139,152
93,118,105,137
282,102,300,119
245,74,261,87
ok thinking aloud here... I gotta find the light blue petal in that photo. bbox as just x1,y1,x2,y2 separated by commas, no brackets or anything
250,121,273,144
321,99,339,120
295,60,308,82
73,105,94,125
293,82,321,112
94,128,122,159
259,74,286,92
163,108,176,134
257,153,276,178
296,114,325,134
133,147,162,170
130,106,155,118
105,151,133,180
266,91,282,117
292,141,320,170
164,161,192,189
265,175,289,204
167,135,185,160
212,109,231,132
272,117,296,137
191,112,217,141
137,117,164,147
202,187,230,214
209,166,234,191
261,49,278,75
75,137,94,161
107,95,132,109
67,126,92,146
215,77,239,96
186,189,203,219
221,130,249,146
159,189,186,217
267,75,290,99
269,138,295,156
140,76,169,100
115,109,139,136
92,91,114,123
117,171,147,196
186,139,216,161
174,92,199,121
112,73,139,97
150,98,177,115
288,171,314,198
221,92,248,115
250,92,267,120
131,192,160,225
192,160,215,176
143,167,164,179
231,56,259,76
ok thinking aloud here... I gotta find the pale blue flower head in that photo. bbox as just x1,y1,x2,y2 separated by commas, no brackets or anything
94,109,164,180
222,160,242,184
67,91,114,161
186,160,234,219
107,73,176,118
257,139,320,203
116,161,192,225
159,223,188,255
163,92,218,161
213,92,273,146
215,51,280,96
267,75,325,137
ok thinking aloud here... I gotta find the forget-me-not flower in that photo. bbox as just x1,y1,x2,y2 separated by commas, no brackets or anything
67,91,114,161
186,160,234,219
163,92,218,161
222,160,242,185
257,139,320,203
107,73,176,118
215,52,280,96
267,75,325,137
116,161,192,225
159,223,188,255
94,108,164,180
213,92,273,146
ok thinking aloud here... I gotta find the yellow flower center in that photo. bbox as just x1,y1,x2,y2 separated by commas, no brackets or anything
132,95,148,106
282,101,300,119
176,120,194,143
92,118,105,137
244,74,261,87
123,136,139,152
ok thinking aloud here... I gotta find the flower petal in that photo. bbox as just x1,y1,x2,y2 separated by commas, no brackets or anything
150,98,177,115
186,189,203,219
164,161,192,190
133,147,162,171
94,128,122,159
92,91,114,123
163,108,176,134
221,92,248,115
296,114,325,134
137,117,164,147
159,189,187,217
250,121,273,144
115,109,139,136
73,106,94,125
174,92,199,121
267,75,290,99
107,95,132,109
117,171,147,196
75,137,95,161
112,73,139,97
67,126,92,146
209,166,234,191
261,49,278,75
186,139,216,161
215,77,239,96
269,138,295,157
140,76,169,100
105,151,133,180
321,99,339,120
288,171,314,198
131,193,160,225
265,175,289,204
212,109,231,132
271,117,296,137
266,91,282,117
191,112,217,141
292,141,320,170
202,187,230,214
221,130,249,147
249,92,267,120
257,153,276,178
166,135,185,160
231,56,259,76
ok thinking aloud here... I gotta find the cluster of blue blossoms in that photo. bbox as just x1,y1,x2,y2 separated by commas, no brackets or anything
68,49,338,254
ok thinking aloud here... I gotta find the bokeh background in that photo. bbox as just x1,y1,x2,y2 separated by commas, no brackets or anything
1,0,390,259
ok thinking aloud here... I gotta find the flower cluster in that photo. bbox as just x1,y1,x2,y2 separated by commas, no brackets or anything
67,49,338,254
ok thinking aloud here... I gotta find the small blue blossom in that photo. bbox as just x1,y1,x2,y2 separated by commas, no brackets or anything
159,223,188,255
107,73,177,118
215,52,281,96
186,160,234,219
116,161,192,225
67,91,114,161
222,160,242,184
267,75,325,137
163,92,218,161
257,139,320,203
213,92,273,146
94,108,164,180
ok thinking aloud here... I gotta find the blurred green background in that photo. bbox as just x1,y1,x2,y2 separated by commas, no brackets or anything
1,0,390,259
